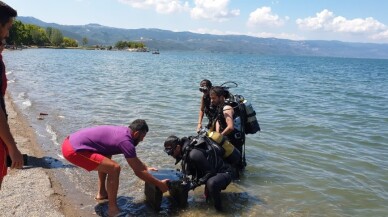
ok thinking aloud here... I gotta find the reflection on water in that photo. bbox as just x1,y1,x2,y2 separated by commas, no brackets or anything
95,188,260,217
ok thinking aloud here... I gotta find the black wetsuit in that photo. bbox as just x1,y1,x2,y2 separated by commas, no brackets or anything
203,95,217,129
180,137,232,211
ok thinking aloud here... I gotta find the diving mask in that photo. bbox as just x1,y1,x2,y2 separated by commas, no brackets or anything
199,86,209,92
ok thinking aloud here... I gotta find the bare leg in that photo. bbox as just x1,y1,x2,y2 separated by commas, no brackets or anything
96,171,108,200
95,157,121,217
96,156,110,200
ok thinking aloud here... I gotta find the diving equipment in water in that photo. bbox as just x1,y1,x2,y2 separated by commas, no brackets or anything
207,131,241,165
145,169,189,210
240,97,261,134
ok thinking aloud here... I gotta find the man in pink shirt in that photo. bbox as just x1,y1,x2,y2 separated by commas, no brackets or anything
62,119,169,217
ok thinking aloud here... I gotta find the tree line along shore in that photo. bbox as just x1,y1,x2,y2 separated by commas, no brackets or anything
6,20,146,51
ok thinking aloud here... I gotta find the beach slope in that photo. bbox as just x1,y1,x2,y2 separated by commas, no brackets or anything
0,94,77,216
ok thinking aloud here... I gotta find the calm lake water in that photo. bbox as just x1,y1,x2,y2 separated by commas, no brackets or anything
4,49,388,217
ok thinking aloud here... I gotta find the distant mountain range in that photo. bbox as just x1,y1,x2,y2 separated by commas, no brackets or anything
17,16,388,59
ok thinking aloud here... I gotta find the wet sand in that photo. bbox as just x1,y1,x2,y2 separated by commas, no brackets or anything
0,94,81,217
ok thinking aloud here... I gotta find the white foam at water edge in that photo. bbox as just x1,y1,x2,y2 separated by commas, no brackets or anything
16,92,31,109
6,79,15,84
35,130,46,138
46,124,60,146
57,153,65,160
21,99,32,108
5,70,12,75
17,92,26,99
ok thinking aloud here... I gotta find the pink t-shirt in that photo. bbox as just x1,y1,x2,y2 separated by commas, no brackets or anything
69,126,136,158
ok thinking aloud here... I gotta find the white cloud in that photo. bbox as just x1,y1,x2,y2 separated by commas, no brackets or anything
118,0,239,20
247,7,287,28
370,29,388,40
331,16,386,33
296,9,333,30
118,0,190,14
296,9,386,33
190,0,240,22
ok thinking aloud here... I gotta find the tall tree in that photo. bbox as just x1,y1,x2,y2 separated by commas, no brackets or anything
50,29,64,47
46,27,53,40
82,37,88,46
8,20,29,46
26,24,48,46
115,40,128,50
30,28,48,46
63,37,78,47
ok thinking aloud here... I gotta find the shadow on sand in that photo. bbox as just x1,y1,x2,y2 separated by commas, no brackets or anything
23,155,75,169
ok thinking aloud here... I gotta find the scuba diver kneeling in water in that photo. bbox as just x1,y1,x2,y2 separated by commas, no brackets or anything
164,135,233,211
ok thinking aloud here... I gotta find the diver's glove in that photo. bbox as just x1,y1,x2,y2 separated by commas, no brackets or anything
198,172,215,185
189,181,200,190
189,173,215,190
197,127,208,135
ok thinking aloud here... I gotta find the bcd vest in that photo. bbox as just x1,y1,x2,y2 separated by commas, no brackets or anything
216,103,245,149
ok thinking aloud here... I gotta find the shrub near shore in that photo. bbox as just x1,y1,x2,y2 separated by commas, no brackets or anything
7,20,145,51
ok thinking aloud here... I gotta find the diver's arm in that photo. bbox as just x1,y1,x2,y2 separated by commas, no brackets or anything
197,97,205,131
126,157,169,192
220,105,234,136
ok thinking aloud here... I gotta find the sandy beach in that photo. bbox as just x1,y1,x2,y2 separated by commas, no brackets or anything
0,94,81,217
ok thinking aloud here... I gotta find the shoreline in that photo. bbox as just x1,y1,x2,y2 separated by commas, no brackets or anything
0,93,81,217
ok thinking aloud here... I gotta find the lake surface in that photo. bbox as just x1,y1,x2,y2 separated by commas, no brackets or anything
4,49,388,217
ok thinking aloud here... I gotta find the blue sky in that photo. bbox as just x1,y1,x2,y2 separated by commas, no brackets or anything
5,0,388,43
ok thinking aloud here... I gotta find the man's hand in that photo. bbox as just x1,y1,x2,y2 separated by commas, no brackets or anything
196,123,202,133
9,149,23,169
147,167,158,172
158,179,170,193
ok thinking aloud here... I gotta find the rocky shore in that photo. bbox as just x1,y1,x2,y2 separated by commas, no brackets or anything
0,94,81,217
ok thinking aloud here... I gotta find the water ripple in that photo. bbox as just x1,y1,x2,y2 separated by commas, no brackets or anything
4,50,388,217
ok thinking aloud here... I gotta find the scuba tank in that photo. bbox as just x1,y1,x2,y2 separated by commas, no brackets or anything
207,131,241,165
233,116,242,132
242,98,260,134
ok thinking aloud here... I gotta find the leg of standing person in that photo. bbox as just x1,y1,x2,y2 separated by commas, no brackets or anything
205,172,232,211
95,158,121,217
96,155,112,200
97,172,108,200
62,137,122,217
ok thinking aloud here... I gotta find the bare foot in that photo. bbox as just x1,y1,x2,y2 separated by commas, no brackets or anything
95,191,108,200
95,194,108,200
107,207,120,217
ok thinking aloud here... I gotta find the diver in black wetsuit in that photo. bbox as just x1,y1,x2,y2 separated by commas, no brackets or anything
164,135,232,211
197,79,217,132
